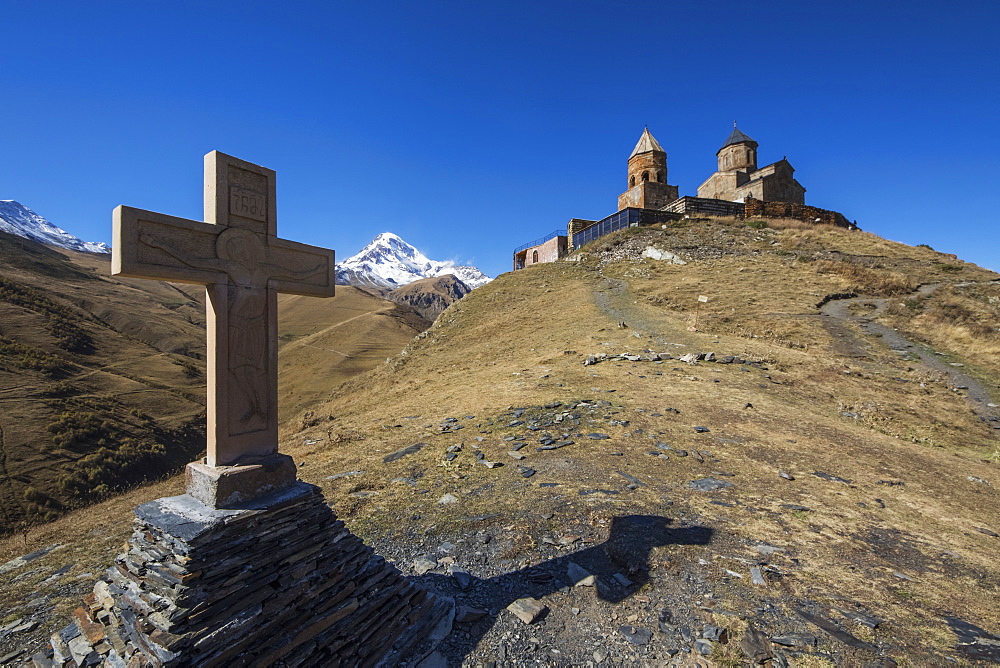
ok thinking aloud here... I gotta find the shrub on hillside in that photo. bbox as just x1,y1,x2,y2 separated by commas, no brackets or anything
0,275,93,353
0,336,66,377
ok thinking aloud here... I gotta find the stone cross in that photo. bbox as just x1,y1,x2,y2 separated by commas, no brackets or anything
112,151,334,504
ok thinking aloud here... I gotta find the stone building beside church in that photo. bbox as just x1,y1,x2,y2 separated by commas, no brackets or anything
513,125,853,270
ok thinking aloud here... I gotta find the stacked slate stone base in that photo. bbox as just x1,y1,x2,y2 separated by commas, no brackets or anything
46,482,452,667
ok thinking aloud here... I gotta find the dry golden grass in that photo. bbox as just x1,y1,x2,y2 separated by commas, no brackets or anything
2,218,998,661
884,282,1000,379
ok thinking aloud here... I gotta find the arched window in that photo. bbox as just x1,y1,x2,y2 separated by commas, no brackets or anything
641,171,649,182
532,250,539,264
630,175,636,187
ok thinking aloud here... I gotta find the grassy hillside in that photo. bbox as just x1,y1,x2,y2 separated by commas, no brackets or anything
278,287,430,420
0,231,207,534
0,234,430,537
2,218,998,664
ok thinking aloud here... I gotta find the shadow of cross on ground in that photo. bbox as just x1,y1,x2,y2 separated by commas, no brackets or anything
412,514,713,663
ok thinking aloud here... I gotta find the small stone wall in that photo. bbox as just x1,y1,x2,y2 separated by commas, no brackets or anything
744,198,856,229
663,196,745,218
47,483,451,667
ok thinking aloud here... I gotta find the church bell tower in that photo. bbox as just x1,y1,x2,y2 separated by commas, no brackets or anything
617,128,679,211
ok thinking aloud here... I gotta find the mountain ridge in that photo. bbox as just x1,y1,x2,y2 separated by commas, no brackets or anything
336,232,491,290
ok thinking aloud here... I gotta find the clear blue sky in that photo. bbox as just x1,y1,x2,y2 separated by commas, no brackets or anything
2,1,998,278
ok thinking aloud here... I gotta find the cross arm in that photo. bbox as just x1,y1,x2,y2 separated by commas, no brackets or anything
113,205,229,285
265,236,336,297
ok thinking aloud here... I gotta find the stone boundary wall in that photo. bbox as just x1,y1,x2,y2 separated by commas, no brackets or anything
45,483,451,667
744,199,856,229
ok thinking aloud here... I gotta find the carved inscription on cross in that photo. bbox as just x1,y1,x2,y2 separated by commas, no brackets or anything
113,151,335,469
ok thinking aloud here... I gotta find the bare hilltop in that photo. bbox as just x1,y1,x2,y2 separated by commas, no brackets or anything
2,216,998,665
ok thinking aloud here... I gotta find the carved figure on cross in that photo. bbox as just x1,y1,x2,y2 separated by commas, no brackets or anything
112,151,335,506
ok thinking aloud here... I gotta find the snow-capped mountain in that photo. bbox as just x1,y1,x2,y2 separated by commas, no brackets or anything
336,232,491,289
0,200,109,254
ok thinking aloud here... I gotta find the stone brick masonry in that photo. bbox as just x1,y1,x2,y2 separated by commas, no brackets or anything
43,483,451,667
744,198,856,229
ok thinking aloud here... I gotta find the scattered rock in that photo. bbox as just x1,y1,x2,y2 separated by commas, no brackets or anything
451,569,474,591
507,597,547,624
837,608,884,629
324,470,364,480
412,556,437,575
779,471,795,480
586,433,611,440
566,562,594,586
615,471,644,487
811,471,852,484
618,625,652,645
518,467,536,478
770,633,816,648
383,443,427,463
693,426,710,433
781,504,811,512
974,527,998,537
613,573,633,587
739,624,774,663
689,478,733,492
641,247,687,264
0,544,65,575
454,606,487,623
438,493,459,505
694,638,714,655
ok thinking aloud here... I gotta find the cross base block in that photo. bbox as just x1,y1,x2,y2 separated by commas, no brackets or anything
185,453,296,509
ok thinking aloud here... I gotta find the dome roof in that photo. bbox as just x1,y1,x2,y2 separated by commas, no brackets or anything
720,125,756,149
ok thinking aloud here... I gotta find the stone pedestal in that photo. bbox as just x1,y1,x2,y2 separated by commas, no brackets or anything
184,453,296,509
49,483,452,667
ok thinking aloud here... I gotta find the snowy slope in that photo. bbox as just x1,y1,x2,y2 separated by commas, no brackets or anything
0,200,110,254
336,232,491,289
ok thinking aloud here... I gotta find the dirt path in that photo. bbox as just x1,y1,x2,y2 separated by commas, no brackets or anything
591,274,688,349
820,283,999,430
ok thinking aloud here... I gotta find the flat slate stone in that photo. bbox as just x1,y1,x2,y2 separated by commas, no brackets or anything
812,471,851,484
507,597,547,624
586,433,611,440
688,478,733,492
383,443,428,463
618,625,652,645
324,470,364,480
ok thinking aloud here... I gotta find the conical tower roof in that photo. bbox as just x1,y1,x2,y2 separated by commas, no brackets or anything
629,128,665,158
720,124,756,149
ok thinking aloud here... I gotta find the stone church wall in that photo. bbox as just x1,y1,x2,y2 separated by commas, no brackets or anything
744,199,855,229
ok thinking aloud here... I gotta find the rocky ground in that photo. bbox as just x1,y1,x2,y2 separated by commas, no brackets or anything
331,397,1000,667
